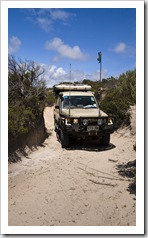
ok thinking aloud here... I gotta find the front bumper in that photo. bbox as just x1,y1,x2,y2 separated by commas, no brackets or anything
63,123,114,137
59,116,114,138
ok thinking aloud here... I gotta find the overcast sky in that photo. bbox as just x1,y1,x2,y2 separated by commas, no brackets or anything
8,7,136,87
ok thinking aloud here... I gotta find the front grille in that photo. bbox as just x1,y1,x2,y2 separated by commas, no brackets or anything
79,118,107,131
88,119,98,125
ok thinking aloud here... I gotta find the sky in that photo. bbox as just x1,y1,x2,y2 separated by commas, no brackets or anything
8,7,136,87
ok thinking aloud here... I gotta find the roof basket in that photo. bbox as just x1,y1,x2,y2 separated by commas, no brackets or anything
53,84,92,94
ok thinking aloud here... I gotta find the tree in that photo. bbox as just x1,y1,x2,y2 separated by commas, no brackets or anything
8,55,46,104
8,55,47,154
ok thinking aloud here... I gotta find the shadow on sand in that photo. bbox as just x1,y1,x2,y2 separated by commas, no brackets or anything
66,138,116,152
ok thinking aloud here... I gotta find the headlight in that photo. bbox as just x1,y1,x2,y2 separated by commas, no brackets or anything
65,118,71,125
107,118,112,124
73,118,79,124
97,119,103,125
83,119,89,126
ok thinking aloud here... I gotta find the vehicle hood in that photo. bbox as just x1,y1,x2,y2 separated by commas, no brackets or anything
61,108,108,117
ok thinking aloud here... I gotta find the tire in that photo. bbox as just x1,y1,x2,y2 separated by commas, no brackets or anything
101,133,110,146
60,129,69,148
56,131,60,141
54,119,58,132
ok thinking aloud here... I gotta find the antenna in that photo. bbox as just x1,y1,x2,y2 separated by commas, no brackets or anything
69,63,71,116
70,63,71,83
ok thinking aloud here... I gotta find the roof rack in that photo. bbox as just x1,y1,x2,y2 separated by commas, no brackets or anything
53,84,92,94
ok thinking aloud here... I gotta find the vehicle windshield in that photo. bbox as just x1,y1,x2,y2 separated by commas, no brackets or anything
62,95,98,109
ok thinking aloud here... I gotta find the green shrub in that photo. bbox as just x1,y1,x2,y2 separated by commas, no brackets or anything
45,89,55,106
100,70,136,128
8,56,48,154
100,88,130,128
8,105,36,140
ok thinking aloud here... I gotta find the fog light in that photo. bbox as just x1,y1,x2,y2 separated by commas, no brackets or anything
83,119,88,126
73,118,78,124
97,119,103,125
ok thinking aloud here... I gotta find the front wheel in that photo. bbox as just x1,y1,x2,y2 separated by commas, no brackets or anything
101,134,110,146
60,129,69,148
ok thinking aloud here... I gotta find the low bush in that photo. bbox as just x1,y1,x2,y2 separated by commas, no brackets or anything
100,70,136,128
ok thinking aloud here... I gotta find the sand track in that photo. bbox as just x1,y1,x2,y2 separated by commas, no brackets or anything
8,107,136,226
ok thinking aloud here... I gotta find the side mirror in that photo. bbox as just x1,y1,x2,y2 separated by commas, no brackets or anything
55,105,59,109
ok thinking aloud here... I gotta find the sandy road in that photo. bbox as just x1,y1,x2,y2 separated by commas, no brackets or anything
8,107,136,226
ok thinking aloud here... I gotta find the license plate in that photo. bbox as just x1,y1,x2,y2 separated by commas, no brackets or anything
87,126,99,131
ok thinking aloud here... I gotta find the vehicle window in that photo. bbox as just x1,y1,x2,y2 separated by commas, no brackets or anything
62,96,98,108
